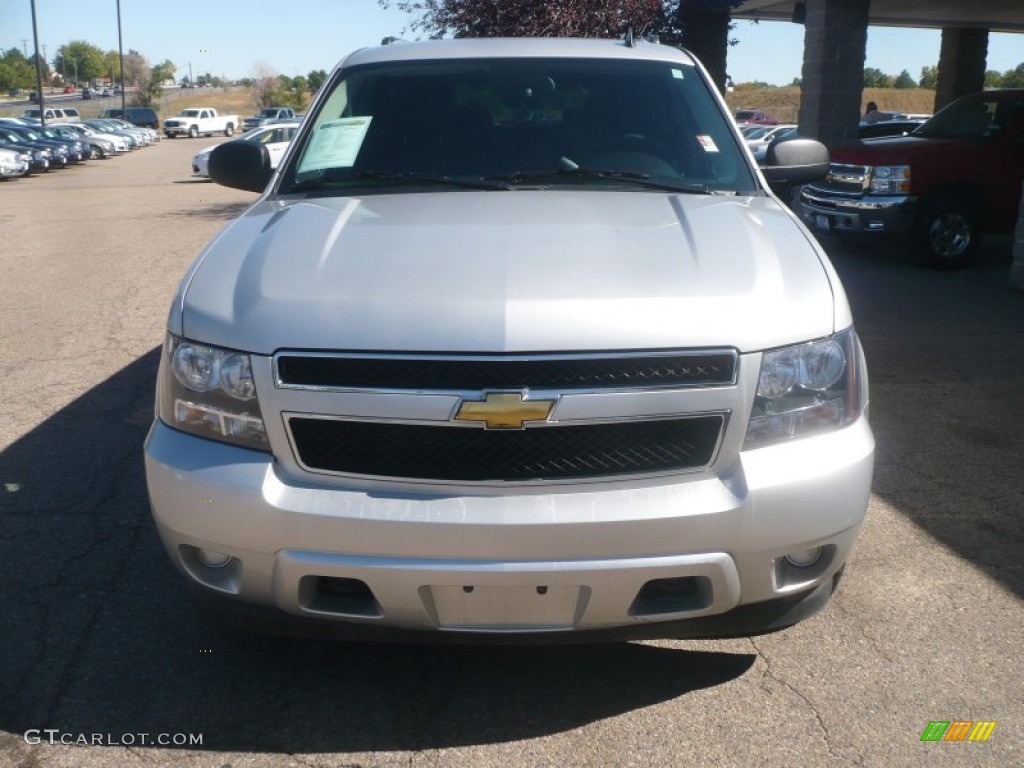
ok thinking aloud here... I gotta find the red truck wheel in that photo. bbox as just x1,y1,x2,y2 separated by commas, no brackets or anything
915,198,979,270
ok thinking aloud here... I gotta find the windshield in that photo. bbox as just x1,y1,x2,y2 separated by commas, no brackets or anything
915,94,1024,142
280,56,755,195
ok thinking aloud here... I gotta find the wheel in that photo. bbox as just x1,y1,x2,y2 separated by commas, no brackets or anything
89,145,100,160
914,198,979,269
188,125,198,138
224,123,234,137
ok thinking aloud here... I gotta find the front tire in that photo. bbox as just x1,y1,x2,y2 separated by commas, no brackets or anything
188,125,198,139
914,198,979,270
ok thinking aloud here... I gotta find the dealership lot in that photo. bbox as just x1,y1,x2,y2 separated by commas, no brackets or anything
0,138,1021,767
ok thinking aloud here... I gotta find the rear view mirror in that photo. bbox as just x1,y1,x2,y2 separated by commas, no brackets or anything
760,137,829,201
208,141,273,193
760,137,829,185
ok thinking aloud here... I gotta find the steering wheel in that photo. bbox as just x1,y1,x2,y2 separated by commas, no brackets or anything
585,133,679,176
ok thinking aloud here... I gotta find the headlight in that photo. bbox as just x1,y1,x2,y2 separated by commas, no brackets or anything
744,329,866,449
159,335,269,450
868,165,910,195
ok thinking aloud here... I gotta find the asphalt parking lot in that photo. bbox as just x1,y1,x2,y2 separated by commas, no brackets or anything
0,137,1021,768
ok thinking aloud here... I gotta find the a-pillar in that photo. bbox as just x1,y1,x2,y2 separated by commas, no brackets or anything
797,0,870,148
934,27,988,112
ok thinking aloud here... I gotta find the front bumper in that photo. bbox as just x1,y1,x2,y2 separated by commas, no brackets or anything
145,415,874,639
799,186,917,237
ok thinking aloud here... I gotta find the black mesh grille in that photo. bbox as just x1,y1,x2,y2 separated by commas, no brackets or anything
276,352,735,391
288,416,724,481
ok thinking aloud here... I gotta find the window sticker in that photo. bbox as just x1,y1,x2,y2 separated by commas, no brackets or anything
672,68,685,80
297,116,373,174
697,134,719,153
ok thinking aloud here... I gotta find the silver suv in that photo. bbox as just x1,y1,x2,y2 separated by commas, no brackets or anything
145,37,874,640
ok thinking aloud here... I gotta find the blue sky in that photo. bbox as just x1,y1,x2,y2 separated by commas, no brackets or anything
5,0,1021,85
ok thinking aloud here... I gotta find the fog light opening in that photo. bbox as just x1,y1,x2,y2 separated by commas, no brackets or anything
785,547,823,568
196,548,233,569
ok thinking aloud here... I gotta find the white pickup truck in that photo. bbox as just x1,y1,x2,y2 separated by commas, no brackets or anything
163,108,238,138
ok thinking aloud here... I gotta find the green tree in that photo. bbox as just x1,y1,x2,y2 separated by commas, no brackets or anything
918,65,938,89
893,69,915,89
1001,63,1024,88
54,41,105,84
251,64,308,110
862,67,890,87
102,50,120,84
0,48,38,90
307,68,328,92
984,69,1003,88
151,59,176,84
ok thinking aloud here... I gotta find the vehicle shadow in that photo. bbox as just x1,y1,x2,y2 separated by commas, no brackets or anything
820,233,1024,598
0,348,754,754
163,200,252,220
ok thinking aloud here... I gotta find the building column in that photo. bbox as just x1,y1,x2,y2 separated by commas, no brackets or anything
797,0,870,148
934,27,988,112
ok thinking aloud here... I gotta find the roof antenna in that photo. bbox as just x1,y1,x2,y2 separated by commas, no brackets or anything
624,26,635,48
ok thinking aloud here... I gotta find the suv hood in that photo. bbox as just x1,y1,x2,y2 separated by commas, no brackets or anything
178,191,837,354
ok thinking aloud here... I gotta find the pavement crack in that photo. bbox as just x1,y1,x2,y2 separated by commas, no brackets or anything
831,598,895,664
749,637,846,765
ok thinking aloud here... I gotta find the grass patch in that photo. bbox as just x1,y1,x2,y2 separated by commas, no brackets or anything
725,86,937,124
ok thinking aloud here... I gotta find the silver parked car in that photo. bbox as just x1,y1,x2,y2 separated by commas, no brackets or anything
146,37,874,641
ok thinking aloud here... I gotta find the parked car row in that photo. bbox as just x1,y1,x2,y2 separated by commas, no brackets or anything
0,115,160,180
744,123,798,163
191,122,300,178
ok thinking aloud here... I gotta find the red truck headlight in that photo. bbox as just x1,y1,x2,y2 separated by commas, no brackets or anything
868,165,911,195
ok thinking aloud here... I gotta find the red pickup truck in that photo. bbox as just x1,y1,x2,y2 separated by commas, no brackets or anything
798,89,1024,268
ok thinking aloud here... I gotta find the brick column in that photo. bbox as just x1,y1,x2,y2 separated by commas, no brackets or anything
797,0,870,148
934,27,988,113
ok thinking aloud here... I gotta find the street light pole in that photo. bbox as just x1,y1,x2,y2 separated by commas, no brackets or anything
117,0,126,115
30,0,46,127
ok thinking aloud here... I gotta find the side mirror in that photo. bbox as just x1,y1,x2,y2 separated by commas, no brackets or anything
760,137,829,185
208,140,273,193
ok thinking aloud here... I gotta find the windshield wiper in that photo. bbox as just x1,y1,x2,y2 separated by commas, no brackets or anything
486,167,713,194
291,168,513,192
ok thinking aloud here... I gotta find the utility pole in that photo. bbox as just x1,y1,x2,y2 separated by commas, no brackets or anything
21,39,29,57
30,0,45,127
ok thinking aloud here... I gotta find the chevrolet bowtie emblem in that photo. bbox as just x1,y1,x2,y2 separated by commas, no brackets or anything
454,392,555,430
